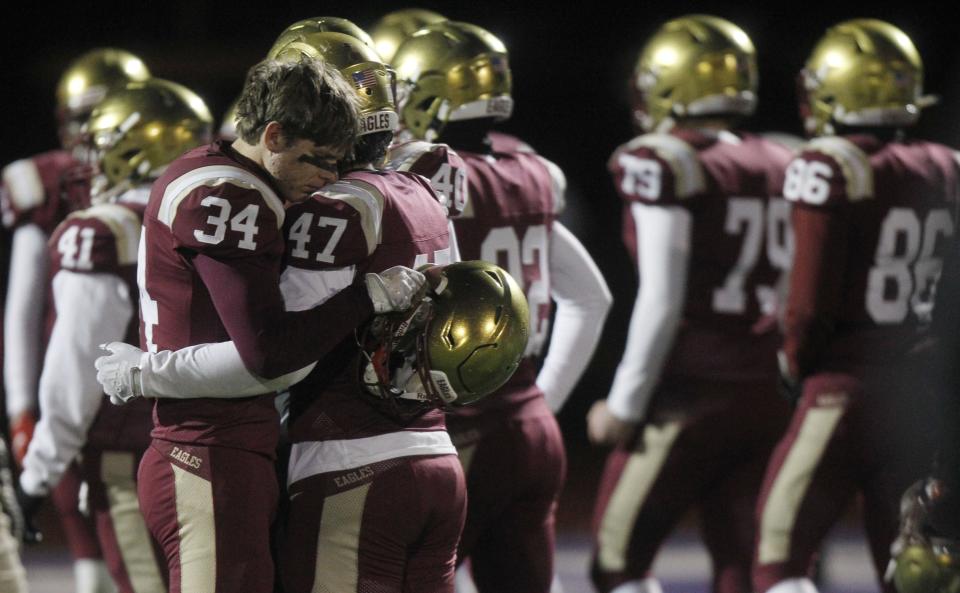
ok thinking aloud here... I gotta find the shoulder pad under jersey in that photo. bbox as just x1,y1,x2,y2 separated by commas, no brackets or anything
311,179,387,258
804,136,874,201
2,158,45,212
158,164,285,229
614,133,707,200
531,154,566,215
53,203,142,272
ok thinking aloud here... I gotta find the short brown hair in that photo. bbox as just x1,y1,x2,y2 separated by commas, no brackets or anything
235,57,360,151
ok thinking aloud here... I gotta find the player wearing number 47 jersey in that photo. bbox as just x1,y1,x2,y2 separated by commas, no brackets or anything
752,20,960,593
587,16,793,593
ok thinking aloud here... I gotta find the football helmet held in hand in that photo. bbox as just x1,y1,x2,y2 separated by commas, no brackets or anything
392,21,513,141
631,14,757,133
82,78,212,201
369,8,447,64
362,261,529,407
56,48,152,150
800,19,933,136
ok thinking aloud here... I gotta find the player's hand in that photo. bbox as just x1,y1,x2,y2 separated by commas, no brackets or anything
587,400,637,447
13,484,43,544
95,342,144,405
777,350,802,407
9,411,36,468
365,266,426,314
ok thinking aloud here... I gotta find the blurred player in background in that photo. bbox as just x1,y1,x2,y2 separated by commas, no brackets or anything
587,15,793,593
18,78,214,593
1,47,150,593
392,20,612,593
0,438,27,593
753,19,959,593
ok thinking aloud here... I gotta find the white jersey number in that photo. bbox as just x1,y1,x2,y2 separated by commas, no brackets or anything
137,231,160,353
287,212,349,264
193,197,261,251
712,197,793,315
866,208,954,324
783,159,833,205
58,225,95,270
480,225,550,357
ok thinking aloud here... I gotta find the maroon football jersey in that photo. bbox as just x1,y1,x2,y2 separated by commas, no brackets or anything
610,129,794,383
1,150,89,234
47,197,153,451
284,169,452,443
782,134,960,374
385,139,468,218
449,145,564,416
487,131,535,154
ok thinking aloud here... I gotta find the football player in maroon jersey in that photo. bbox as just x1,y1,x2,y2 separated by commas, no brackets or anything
1,47,151,593
752,19,959,593
587,16,794,593
391,21,612,593
90,56,427,593
17,78,212,593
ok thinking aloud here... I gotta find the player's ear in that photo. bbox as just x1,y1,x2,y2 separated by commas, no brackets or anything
262,121,287,152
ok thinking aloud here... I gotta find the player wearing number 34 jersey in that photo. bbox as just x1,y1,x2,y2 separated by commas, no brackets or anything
752,19,960,593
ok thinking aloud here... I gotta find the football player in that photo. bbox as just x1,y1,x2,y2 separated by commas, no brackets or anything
95,27,520,592
93,54,425,593
752,19,959,593
391,21,612,593
587,15,794,593
369,7,446,64
17,78,212,593
1,47,151,593
0,438,27,593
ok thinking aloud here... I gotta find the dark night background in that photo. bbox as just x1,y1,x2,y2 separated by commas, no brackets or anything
3,1,958,532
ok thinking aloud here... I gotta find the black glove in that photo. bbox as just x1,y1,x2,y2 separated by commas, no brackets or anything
14,484,44,544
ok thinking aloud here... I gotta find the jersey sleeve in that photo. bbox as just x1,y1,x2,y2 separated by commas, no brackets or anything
157,166,285,259
783,137,873,211
49,204,141,275
283,182,383,271
385,140,468,218
2,159,47,229
606,202,692,421
608,133,705,207
533,155,567,216
20,271,133,495
536,222,611,413
781,203,849,378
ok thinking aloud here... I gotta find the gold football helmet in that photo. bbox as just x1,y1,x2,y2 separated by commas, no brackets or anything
218,96,240,141
415,261,529,406
361,261,529,407
267,16,374,57
392,21,513,141
369,8,447,64
631,15,757,132
801,19,931,136
56,48,152,149
889,478,960,593
270,32,398,136
83,78,212,199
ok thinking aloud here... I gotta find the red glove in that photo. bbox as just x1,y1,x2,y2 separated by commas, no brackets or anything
10,410,36,467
